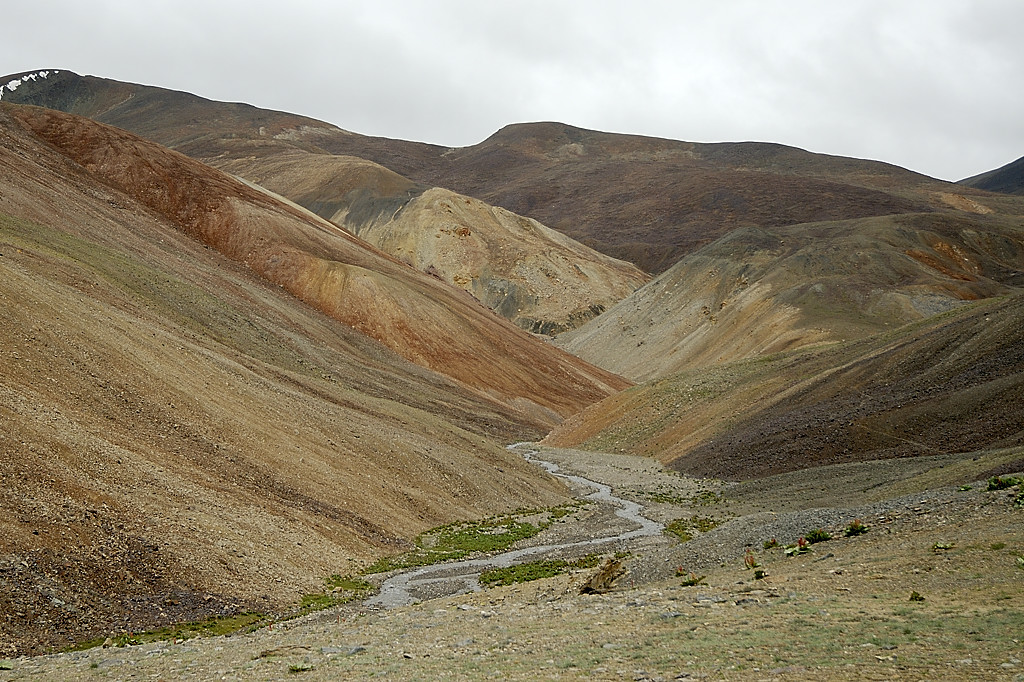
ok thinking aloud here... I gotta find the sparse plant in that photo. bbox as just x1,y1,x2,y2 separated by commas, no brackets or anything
909,591,925,602
676,568,706,586
763,537,779,549
931,542,955,553
844,519,869,537
804,528,832,544
753,568,767,580
785,537,812,557
479,555,601,587
743,549,760,570
1015,556,1024,571
991,542,1006,551
987,475,1022,491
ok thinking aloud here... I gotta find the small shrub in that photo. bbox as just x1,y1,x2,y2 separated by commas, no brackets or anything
909,591,925,602
676,568,706,586
692,490,723,506
753,568,767,580
988,475,1022,491
804,528,832,544
844,519,869,537
931,542,955,553
991,542,1006,551
785,537,812,557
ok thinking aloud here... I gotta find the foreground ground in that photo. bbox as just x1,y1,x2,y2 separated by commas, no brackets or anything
2,446,1022,681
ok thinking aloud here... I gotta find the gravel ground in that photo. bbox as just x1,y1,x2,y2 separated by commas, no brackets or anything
3,445,1022,680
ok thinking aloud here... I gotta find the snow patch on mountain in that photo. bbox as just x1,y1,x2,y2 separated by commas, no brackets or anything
0,70,57,100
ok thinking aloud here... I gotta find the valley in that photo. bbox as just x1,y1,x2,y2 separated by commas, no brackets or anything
0,68,1022,678
3,444,1021,680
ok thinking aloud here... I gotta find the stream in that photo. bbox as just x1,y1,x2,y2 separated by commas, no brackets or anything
365,444,663,608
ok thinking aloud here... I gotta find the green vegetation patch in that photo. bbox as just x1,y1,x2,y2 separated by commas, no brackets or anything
664,515,721,544
479,554,602,587
65,612,265,651
363,504,583,574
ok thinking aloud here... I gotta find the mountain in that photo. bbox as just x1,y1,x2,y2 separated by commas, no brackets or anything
545,293,1024,480
0,102,628,653
211,152,649,335
961,154,1024,195
556,210,1024,382
1,70,649,335
2,70,968,278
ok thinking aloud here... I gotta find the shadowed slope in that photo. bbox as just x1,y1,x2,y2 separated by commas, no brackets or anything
961,154,1024,195
545,294,1024,480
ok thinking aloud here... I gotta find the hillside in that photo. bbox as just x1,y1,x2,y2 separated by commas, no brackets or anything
961,154,1024,195
0,102,632,654
556,209,1024,381
1,70,648,334
212,152,649,335
545,293,1024,479
3,70,985,277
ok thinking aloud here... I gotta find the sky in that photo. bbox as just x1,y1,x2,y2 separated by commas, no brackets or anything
3,0,1022,181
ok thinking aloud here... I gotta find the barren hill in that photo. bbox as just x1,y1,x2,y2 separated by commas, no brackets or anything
556,209,1024,382
2,70,648,334
212,152,649,335
0,102,631,654
961,153,1024,195
545,293,1024,480
3,70,973,277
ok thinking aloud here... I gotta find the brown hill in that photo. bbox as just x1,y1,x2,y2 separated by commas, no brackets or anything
0,102,630,654
556,209,1024,381
545,293,1024,480
212,152,649,335
3,71,648,333
2,70,972,276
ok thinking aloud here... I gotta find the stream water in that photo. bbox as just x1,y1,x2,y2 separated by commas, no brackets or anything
365,444,663,608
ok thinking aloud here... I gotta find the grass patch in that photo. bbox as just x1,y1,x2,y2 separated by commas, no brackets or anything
362,504,583,574
479,555,602,587
664,515,721,544
65,612,266,651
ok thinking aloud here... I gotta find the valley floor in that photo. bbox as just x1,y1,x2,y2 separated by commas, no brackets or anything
3,447,1023,681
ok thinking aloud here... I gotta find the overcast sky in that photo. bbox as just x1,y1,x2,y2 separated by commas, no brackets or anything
3,1,1022,181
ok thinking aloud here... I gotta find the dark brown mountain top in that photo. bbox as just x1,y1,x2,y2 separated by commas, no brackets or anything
3,70,973,274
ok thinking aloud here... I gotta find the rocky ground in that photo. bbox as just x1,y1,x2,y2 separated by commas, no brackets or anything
2,446,1022,681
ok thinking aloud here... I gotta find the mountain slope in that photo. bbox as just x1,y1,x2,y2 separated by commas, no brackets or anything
961,154,1024,195
0,102,631,654
5,103,628,421
212,151,649,335
556,210,1024,381
3,70,648,333
545,294,1024,480
3,70,979,277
